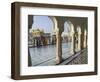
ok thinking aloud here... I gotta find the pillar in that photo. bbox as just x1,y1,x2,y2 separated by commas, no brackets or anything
70,32,75,54
28,15,33,66
83,30,87,48
28,49,32,66
55,28,62,64
77,28,81,51
74,33,78,52
77,32,81,51
79,26,84,50
52,17,64,64
74,33,77,54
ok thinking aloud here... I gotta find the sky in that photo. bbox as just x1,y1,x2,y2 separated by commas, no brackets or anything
32,16,70,33
32,16,53,33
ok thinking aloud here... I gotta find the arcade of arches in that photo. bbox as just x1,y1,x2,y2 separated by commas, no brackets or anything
28,15,88,65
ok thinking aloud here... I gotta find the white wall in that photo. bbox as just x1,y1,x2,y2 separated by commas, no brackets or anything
0,0,100,82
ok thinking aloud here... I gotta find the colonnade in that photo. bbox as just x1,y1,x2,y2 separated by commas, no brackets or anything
50,17,87,64
28,15,88,64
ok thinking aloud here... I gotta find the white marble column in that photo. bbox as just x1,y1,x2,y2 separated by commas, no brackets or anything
70,32,75,54
78,29,81,51
75,34,78,52
55,28,62,64
84,30,87,48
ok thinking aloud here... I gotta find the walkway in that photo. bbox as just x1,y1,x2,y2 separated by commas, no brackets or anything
29,43,87,66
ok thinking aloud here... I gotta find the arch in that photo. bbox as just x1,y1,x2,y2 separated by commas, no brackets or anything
63,20,75,38
67,21,75,54
29,16,62,64
61,21,70,43
49,16,62,64
62,20,75,55
67,20,74,33
49,16,58,30
31,16,55,46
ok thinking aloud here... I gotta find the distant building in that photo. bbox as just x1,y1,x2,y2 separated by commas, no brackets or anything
31,29,44,37
28,28,56,47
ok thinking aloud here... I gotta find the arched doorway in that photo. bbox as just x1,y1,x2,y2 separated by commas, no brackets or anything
29,15,58,66
61,21,75,60
68,21,75,54
49,16,62,64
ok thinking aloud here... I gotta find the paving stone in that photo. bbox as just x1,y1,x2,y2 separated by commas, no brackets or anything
29,42,87,66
